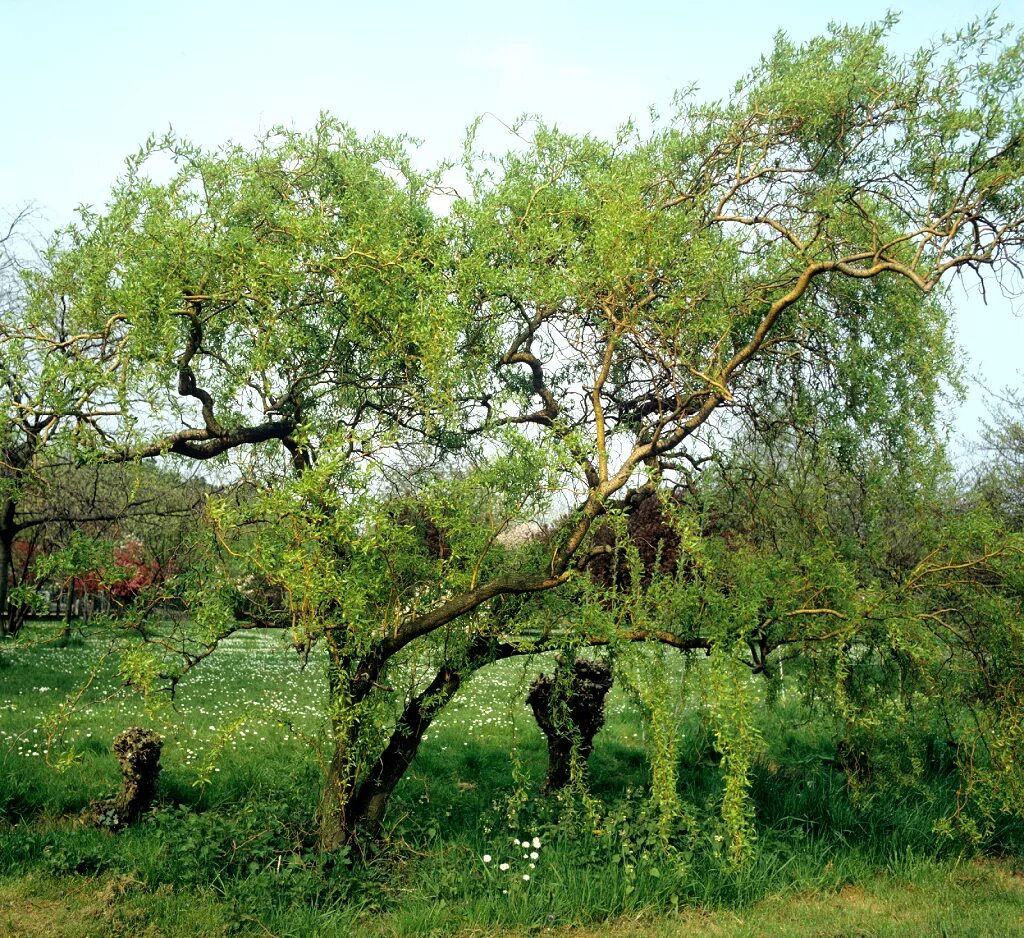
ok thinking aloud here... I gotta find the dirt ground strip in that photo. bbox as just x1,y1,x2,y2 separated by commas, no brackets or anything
0,875,189,938
512,863,1024,938
2,861,1023,937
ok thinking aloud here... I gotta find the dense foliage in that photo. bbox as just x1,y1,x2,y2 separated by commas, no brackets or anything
2,16,1024,862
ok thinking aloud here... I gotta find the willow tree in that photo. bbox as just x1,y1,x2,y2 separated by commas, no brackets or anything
14,17,1024,849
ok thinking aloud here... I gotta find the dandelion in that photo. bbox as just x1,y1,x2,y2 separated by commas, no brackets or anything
482,854,492,863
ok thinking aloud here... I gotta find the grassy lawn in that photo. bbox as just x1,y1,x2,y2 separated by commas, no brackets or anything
3,860,1023,936
2,622,1022,936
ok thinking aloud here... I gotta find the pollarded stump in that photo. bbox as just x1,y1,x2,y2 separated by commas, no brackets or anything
528,657,613,792
112,726,163,822
86,727,163,829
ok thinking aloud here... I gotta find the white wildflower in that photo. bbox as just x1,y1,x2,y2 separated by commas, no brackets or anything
482,854,492,863
529,851,539,860
523,874,530,881
499,862,510,871
532,836,541,849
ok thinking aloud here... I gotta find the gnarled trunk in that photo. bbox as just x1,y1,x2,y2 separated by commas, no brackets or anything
528,656,613,792
111,727,163,823
85,726,163,829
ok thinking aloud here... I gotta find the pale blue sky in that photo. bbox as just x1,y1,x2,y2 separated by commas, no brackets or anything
2,0,1021,453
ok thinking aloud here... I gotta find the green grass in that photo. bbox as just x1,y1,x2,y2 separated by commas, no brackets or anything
2,622,1023,936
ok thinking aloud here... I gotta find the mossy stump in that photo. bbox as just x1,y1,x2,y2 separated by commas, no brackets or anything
86,727,163,829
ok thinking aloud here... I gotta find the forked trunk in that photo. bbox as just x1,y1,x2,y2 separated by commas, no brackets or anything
345,663,462,836
316,657,465,851
316,635,516,852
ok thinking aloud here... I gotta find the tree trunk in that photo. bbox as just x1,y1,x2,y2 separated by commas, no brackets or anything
315,633,521,852
111,727,163,823
317,659,464,851
318,729,357,852
317,640,360,852
528,656,613,792
316,636,517,852
59,582,75,645
0,533,11,639
345,663,463,837
85,727,163,829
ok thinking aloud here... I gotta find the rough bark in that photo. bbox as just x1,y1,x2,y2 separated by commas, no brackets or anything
112,727,163,823
528,656,613,792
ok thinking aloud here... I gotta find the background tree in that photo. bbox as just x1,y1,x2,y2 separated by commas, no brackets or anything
974,383,1024,529
1,218,204,636
13,19,1024,850
0,208,47,634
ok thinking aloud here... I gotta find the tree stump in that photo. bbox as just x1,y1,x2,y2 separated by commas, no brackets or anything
86,727,163,829
835,738,872,784
528,657,613,792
